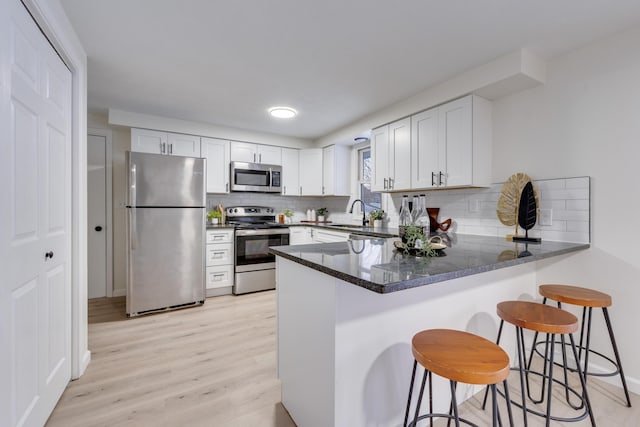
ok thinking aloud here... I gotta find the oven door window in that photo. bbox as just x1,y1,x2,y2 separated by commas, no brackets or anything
235,169,270,187
236,234,289,266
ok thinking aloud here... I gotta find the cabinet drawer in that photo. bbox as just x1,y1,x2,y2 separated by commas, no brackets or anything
206,265,234,289
206,229,234,244
206,244,234,266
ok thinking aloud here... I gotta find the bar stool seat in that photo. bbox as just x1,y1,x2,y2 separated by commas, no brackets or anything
495,301,596,426
404,329,513,427
537,284,631,407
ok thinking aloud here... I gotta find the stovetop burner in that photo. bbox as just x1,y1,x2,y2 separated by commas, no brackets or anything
226,206,286,229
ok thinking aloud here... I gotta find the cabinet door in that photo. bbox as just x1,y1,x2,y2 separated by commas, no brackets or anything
299,149,323,195
257,145,282,165
411,108,439,189
439,96,472,187
230,141,257,162
389,117,411,190
281,148,300,196
131,128,166,154
289,227,312,245
201,138,230,193
371,126,389,192
312,229,349,243
322,145,350,196
167,132,201,157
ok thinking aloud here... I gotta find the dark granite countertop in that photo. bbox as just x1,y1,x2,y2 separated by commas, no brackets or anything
205,224,235,230
288,222,399,238
269,234,590,294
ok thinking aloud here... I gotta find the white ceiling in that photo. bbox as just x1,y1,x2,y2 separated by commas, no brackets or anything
60,0,640,140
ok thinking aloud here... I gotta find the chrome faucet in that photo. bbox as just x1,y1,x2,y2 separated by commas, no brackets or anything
349,199,369,227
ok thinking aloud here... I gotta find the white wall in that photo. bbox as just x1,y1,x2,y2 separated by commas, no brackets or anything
492,24,640,392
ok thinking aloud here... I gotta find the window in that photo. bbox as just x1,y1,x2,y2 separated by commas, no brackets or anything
358,147,381,214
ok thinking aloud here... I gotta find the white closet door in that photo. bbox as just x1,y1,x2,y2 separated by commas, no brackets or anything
0,0,73,425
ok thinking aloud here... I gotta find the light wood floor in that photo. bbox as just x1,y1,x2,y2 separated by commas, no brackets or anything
47,291,638,426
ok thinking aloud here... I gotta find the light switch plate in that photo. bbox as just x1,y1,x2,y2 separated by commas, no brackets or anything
539,209,552,226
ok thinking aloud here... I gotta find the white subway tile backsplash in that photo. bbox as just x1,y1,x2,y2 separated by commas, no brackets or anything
565,177,590,189
541,188,589,201
567,221,590,233
566,199,589,210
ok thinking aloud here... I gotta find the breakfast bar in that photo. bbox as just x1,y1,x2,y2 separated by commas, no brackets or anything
270,235,589,427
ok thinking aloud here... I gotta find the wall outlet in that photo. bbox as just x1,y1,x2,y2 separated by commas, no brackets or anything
539,209,552,226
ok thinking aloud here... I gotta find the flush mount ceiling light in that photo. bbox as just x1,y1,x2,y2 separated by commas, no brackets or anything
268,106,297,119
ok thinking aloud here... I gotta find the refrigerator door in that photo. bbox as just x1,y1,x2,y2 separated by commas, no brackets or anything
126,207,205,316
127,151,206,207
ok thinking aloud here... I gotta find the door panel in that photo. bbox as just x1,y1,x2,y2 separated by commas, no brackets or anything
1,0,72,425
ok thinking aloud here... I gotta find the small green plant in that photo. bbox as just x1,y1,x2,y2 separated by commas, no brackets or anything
401,225,437,257
316,207,328,217
369,209,385,220
284,208,294,218
207,210,222,221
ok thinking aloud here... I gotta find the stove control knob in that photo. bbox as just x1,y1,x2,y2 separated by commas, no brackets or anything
234,208,238,213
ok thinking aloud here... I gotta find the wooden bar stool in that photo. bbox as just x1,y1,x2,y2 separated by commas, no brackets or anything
533,284,632,407
404,329,514,427
495,301,596,426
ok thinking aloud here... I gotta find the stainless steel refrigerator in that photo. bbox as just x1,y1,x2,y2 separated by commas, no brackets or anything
125,151,206,317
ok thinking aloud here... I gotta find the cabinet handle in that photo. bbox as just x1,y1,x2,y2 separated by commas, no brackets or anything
299,186,302,195
225,182,229,192
253,153,256,162
439,171,445,186
159,142,164,153
432,172,436,186
169,143,173,155
259,153,262,163
383,178,388,190
283,186,286,195
388,177,393,189
322,186,325,195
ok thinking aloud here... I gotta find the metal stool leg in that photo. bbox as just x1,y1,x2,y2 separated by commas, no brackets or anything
569,334,597,426
404,360,417,427
603,307,632,407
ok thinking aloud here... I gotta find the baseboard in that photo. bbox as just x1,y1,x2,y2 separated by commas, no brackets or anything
586,360,640,396
74,350,91,379
112,288,126,297
206,286,233,297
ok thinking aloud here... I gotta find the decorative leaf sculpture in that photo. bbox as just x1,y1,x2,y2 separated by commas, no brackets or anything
518,181,537,239
496,172,539,237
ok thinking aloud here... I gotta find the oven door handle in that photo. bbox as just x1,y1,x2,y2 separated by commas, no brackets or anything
235,228,290,237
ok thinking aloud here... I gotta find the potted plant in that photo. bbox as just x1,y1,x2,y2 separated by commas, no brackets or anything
316,207,328,223
284,208,294,224
369,209,385,228
207,210,223,225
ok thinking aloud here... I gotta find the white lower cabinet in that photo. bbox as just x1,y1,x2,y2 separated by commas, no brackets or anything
289,227,313,245
312,228,349,243
205,228,234,296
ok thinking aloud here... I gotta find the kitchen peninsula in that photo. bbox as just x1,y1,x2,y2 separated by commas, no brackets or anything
270,235,589,427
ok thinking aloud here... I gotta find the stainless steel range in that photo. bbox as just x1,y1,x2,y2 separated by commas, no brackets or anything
226,206,290,295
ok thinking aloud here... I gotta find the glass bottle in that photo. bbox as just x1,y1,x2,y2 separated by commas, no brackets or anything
414,194,430,232
411,195,420,224
399,195,412,226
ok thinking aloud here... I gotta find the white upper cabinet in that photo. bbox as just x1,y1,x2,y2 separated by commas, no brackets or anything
411,108,439,189
411,95,491,189
371,117,411,191
322,144,350,196
201,137,230,193
371,126,389,192
281,148,300,196
299,148,323,196
230,142,282,164
131,128,201,157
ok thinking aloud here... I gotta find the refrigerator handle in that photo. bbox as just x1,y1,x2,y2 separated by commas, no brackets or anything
268,167,272,190
130,208,137,250
130,163,137,207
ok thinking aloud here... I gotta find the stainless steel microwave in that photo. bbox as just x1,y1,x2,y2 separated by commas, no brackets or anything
230,161,282,193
